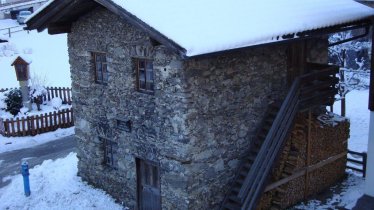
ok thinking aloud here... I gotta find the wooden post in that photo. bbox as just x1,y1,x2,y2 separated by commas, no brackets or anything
365,22,374,197
304,110,312,199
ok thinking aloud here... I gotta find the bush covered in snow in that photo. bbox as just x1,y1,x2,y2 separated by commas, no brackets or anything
4,89,23,116
51,97,62,110
329,31,371,101
0,43,19,57
29,73,48,111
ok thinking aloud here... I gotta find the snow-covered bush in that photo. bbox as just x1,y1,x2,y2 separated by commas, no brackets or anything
4,89,23,116
0,43,19,57
51,97,62,110
29,73,48,111
329,31,371,102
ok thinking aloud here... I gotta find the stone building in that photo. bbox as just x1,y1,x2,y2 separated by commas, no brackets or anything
26,1,374,210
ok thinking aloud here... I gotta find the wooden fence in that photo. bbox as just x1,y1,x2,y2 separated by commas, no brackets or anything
0,108,74,137
0,87,72,104
347,150,367,177
0,25,28,38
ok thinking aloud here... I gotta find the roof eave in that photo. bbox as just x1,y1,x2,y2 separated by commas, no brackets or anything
186,17,374,59
25,0,187,58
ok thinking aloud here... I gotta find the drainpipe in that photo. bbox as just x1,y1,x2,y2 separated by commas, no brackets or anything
365,23,374,197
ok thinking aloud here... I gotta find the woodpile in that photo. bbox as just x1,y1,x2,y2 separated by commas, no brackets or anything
257,111,350,209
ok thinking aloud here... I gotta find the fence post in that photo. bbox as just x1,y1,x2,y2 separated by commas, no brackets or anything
8,28,11,38
363,152,368,178
0,118,4,135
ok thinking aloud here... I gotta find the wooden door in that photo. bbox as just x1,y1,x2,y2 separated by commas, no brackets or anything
136,159,161,210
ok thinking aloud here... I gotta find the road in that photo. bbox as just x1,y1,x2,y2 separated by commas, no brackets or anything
0,135,76,188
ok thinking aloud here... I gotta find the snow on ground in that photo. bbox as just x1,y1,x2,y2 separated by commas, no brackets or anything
0,127,74,154
292,89,369,209
0,19,70,88
292,172,364,210
333,89,370,152
0,152,125,210
0,19,19,30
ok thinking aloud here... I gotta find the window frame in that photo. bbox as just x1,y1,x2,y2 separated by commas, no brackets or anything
136,58,154,94
92,52,108,85
101,137,118,169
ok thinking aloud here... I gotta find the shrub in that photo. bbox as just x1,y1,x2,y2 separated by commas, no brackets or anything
5,89,23,116
29,73,48,111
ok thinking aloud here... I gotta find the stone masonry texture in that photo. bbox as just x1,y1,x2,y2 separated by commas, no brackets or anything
68,7,330,210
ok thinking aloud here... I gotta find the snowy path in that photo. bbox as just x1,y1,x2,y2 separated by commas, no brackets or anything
0,135,75,188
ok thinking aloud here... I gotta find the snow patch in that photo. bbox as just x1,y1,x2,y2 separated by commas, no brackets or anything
0,127,75,154
0,152,125,210
333,90,370,152
294,172,364,209
51,97,62,110
317,112,348,127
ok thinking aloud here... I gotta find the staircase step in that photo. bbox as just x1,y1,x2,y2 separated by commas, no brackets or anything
223,202,241,210
265,118,274,125
239,170,248,178
232,186,241,194
235,176,245,185
228,195,241,204
248,153,256,161
243,161,252,170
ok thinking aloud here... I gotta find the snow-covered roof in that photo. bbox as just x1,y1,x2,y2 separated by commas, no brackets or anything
111,0,374,56
27,0,374,57
11,55,32,66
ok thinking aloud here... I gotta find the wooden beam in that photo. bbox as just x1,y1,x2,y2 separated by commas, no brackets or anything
369,23,374,111
304,110,312,199
38,0,83,32
48,22,72,35
26,0,74,31
264,151,347,192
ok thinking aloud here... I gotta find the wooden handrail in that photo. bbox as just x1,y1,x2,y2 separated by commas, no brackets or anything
238,65,339,210
239,78,300,209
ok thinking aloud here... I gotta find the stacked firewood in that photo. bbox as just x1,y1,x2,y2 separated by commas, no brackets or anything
257,112,349,209
258,113,308,210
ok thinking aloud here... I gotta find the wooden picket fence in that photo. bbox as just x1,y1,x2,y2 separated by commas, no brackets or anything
0,108,74,137
0,87,72,104
44,87,72,104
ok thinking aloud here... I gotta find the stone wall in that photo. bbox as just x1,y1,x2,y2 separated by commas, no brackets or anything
67,6,331,210
68,7,190,209
182,46,289,209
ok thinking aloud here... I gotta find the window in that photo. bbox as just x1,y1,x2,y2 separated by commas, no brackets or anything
101,137,118,169
92,52,108,84
136,59,154,93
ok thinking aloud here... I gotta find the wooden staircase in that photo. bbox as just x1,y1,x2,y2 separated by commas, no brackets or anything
221,64,339,210
222,103,281,210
